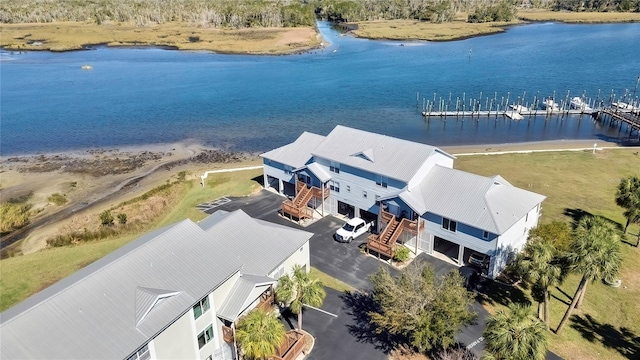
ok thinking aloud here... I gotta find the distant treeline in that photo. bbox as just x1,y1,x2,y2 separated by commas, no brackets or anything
1,0,638,27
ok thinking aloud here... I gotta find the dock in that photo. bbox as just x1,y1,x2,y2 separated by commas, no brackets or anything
421,109,596,118
597,108,640,136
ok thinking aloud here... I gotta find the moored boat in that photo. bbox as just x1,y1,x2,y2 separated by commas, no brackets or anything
570,97,592,112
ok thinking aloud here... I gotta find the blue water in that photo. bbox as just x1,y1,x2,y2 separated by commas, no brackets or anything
1,21,639,155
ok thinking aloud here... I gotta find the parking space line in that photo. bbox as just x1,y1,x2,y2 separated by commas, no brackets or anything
196,197,231,212
303,304,338,318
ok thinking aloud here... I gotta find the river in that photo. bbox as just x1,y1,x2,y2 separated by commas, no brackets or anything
1,21,639,155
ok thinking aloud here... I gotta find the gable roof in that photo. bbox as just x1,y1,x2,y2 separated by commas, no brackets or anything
217,274,276,322
399,166,545,234
260,131,326,168
311,125,453,182
199,210,313,275
0,220,242,360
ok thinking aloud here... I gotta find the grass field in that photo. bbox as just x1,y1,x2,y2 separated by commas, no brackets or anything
0,22,320,54
517,9,640,23
0,168,263,311
456,148,640,360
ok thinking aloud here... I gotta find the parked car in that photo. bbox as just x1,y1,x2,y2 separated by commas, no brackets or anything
334,217,372,243
468,252,490,269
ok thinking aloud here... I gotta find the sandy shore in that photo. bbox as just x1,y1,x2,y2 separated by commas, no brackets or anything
0,142,259,255
1,138,635,256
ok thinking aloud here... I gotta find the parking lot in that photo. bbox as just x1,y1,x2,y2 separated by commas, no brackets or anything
205,190,556,359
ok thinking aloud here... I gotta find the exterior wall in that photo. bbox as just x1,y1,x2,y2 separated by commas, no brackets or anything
195,293,220,360
423,212,498,255
269,240,311,277
263,159,295,187
491,205,541,277
212,272,241,316
153,310,199,360
313,157,406,216
407,151,454,189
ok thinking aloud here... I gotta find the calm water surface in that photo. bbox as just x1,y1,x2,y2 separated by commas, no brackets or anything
1,21,639,155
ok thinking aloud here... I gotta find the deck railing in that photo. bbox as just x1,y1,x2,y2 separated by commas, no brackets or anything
222,325,234,343
282,180,329,221
272,330,305,360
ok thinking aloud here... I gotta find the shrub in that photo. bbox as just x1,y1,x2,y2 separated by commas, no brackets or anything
0,202,32,234
393,245,411,263
47,193,67,206
177,171,186,181
99,210,114,226
117,213,127,225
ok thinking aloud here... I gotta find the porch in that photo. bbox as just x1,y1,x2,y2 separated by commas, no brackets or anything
221,286,276,344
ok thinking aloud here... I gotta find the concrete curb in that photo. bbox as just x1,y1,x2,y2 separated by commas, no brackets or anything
299,329,315,359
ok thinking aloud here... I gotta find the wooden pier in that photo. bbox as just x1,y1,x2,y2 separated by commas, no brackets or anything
597,108,640,137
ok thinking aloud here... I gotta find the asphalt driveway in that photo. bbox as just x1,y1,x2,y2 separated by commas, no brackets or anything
210,190,560,360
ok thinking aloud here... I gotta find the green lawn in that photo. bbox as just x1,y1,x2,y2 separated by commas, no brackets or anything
456,148,640,360
0,169,263,311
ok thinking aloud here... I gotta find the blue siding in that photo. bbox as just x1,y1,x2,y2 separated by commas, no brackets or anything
264,158,287,171
339,163,406,190
423,212,496,241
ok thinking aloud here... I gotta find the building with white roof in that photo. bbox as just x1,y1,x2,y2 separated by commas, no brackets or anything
0,210,312,360
261,125,545,278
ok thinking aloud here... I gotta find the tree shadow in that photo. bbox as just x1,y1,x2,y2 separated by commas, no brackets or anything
553,286,573,304
341,290,400,353
570,314,640,359
475,279,531,309
563,208,594,229
564,208,635,246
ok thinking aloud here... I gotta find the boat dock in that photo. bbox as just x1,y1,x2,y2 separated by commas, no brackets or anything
598,108,640,136
421,108,595,118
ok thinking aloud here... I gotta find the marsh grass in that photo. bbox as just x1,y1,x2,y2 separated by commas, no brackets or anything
0,22,320,54
456,148,640,360
350,19,517,41
517,10,640,23
0,168,262,311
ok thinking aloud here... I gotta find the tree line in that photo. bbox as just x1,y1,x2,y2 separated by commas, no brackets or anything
2,0,638,28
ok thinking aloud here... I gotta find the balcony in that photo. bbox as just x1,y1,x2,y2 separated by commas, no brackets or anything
272,330,305,360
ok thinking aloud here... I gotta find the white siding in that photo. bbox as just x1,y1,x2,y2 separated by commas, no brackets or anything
269,240,310,277
212,272,241,316
263,164,295,185
491,206,541,277
314,158,403,214
153,311,198,360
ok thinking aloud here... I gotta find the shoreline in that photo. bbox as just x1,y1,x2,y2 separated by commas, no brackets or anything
1,138,637,256
2,10,639,54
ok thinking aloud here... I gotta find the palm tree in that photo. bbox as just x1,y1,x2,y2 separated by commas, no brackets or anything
235,308,286,360
556,216,623,334
516,239,562,329
275,264,326,331
615,175,640,234
483,303,547,360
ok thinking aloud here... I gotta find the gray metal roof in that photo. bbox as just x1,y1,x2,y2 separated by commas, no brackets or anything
260,132,326,168
217,274,276,322
0,220,243,360
311,125,453,182
306,162,332,183
199,210,313,276
400,166,545,234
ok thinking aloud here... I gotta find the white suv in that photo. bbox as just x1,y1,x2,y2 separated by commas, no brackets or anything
334,217,372,243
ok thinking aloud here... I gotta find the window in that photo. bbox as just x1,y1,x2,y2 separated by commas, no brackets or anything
197,325,214,349
346,185,351,192
525,213,529,222
483,231,489,239
363,191,368,199
299,246,304,252
330,180,340,193
193,296,210,320
375,175,388,188
329,161,340,174
127,344,150,360
442,218,457,232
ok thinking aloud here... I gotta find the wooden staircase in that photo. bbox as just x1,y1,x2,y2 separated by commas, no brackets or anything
366,210,419,258
281,180,329,222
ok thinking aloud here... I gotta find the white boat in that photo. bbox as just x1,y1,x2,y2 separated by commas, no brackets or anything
504,110,524,120
612,102,633,110
541,98,559,111
509,104,529,113
570,97,592,112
